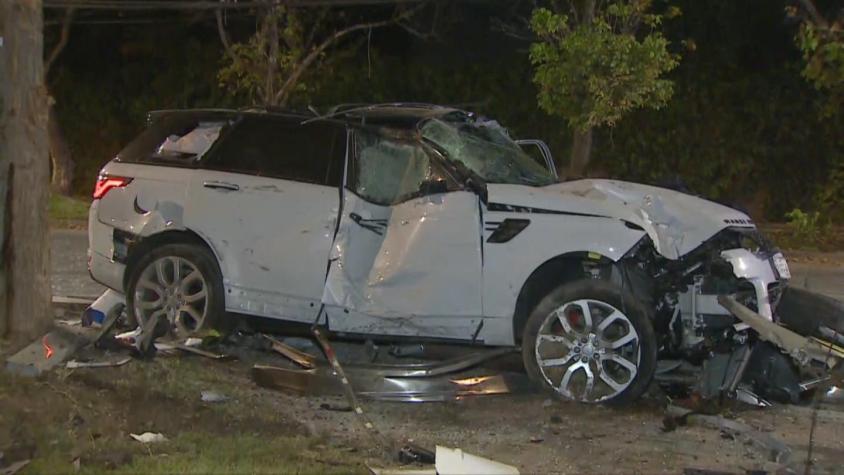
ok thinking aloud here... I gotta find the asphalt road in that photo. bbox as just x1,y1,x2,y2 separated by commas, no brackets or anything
51,229,104,298
51,229,844,301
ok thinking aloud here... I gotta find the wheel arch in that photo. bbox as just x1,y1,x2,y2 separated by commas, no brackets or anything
122,228,223,291
512,251,615,342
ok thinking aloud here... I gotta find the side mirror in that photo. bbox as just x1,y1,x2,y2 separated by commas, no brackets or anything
419,178,449,196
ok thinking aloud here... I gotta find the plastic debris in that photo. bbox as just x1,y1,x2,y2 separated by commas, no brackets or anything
398,444,435,465
435,446,520,475
0,459,31,475
66,357,131,369
130,432,167,444
200,390,229,403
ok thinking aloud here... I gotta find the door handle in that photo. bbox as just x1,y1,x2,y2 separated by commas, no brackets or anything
203,181,240,192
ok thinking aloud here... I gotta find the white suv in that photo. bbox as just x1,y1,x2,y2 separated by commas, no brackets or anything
89,104,789,403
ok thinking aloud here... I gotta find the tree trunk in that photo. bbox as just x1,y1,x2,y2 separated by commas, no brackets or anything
48,103,74,194
264,9,279,106
0,0,53,345
568,127,593,178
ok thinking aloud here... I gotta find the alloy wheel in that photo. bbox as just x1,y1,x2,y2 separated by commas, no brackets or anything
133,256,209,336
534,299,641,402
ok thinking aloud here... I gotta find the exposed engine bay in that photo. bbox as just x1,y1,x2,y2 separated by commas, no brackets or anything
616,226,841,405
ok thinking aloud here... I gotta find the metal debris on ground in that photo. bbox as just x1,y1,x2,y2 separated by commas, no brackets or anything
5,327,95,377
0,459,31,475
368,467,436,475
310,326,392,456
434,446,520,475
398,444,435,465
665,405,791,464
263,334,317,369
66,357,131,369
252,364,529,402
172,344,233,360
369,446,519,475
52,295,96,321
200,390,229,403
129,432,167,444
319,402,353,412
79,290,123,327
718,296,844,366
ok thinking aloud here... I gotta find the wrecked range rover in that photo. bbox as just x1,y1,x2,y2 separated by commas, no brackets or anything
88,103,825,404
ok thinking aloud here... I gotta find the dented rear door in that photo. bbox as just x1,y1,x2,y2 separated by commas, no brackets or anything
185,116,345,323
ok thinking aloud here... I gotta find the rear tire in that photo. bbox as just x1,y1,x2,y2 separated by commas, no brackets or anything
126,243,231,338
521,279,657,404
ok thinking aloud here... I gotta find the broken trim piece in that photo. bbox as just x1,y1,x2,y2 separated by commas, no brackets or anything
264,334,317,369
251,364,529,402
718,295,844,366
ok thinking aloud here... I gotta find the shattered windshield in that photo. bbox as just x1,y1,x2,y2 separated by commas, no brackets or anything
420,118,557,187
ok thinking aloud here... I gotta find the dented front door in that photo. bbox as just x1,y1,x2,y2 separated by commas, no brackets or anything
321,131,484,340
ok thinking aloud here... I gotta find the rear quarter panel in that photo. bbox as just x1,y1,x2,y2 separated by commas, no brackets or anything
96,162,193,237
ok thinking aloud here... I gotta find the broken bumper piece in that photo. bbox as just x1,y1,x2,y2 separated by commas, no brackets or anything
252,364,531,402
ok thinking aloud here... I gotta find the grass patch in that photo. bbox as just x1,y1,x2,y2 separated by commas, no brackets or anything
49,193,90,222
1,357,370,475
25,433,367,475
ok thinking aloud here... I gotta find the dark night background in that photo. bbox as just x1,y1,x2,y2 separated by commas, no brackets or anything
45,0,844,221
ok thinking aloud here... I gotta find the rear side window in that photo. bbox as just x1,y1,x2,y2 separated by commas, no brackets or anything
117,113,232,166
206,117,345,186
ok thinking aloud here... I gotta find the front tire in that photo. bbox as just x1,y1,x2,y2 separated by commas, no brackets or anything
522,279,657,404
126,243,229,338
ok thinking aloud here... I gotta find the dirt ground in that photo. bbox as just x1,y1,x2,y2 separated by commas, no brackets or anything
2,325,843,475
8,228,842,473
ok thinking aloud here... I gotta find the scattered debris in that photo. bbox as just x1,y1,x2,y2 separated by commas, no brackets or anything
152,341,233,360
719,296,844,366
665,405,791,464
56,319,82,327
435,446,519,475
0,459,30,475
252,364,529,402
52,295,96,320
311,326,389,455
5,327,93,377
80,290,124,327
129,432,167,444
398,444,435,465
319,402,353,412
368,466,435,475
173,344,233,360
370,446,519,475
183,337,203,347
66,357,131,369
200,390,229,403
264,334,317,369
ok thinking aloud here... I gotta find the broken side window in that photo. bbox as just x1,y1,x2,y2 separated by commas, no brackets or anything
156,122,222,160
117,113,233,166
207,117,344,185
353,130,441,205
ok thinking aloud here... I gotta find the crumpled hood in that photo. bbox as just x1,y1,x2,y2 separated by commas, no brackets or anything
487,179,754,260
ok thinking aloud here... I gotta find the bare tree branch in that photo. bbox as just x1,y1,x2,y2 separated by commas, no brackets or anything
45,7,75,78
273,3,427,104
216,1,232,52
796,0,829,27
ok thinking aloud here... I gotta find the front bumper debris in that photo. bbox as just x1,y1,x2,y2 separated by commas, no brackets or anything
718,295,844,366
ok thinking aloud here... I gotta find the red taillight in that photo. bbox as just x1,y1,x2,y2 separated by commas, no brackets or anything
93,175,132,199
